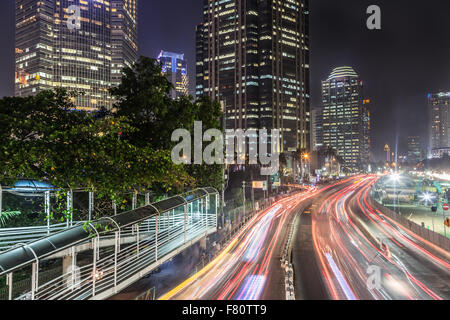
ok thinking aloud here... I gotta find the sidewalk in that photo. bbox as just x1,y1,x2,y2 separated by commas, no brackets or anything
385,204,450,238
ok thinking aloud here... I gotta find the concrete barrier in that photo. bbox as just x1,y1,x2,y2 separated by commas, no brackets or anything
369,195,450,252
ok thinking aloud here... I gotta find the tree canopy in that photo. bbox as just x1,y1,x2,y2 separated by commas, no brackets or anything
110,56,223,191
0,56,223,203
0,88,193,198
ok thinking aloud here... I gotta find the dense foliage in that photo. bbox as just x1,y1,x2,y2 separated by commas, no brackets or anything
0,56,223,225
111,56,223,192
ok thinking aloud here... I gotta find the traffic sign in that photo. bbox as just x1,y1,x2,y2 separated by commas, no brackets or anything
444,203,449,211
252,181,268,191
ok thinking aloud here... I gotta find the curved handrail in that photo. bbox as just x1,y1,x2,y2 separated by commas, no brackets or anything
0,188,218,277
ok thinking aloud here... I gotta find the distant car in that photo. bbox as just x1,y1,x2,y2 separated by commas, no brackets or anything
381,242,391,258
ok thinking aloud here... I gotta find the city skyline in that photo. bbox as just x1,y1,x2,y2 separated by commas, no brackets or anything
14,0,138,111
0,0,449,159
0,0,449,305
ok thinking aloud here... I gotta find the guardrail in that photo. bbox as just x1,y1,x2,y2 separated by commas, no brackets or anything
0,188,219,300
281,213,298,301
369,191,450,252
0,223,83,252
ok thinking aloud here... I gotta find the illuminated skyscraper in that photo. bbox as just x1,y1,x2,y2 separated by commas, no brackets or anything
158,51,189,99
321,66,370,172
196,0,310,153
15,0,138,111
428,92,450,157
111,0,138,87
311,107,324,150
407,136,423,163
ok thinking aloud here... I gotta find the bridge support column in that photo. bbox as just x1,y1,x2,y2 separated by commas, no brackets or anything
62,249,77,290
113,200,117,216
45,191,50,235
6,273,12,300
67,190,73,227
89,192,94,221
199,237,207,250
0,185,2,217
114,231,119,291
92,236,99,297
132,192,137,210
204,198,208,234
184,204,188,243
135,224,140,257
155,215,159,261
31,262,38,300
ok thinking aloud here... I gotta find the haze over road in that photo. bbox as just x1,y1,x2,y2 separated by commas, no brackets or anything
160,186,323,300
306,176,450,300
160,176,450,300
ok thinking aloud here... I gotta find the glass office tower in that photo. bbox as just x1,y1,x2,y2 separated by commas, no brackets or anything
321,66,370,173
429,92,450,157
158,51,189,99
196,0,310,154
15,0,138,111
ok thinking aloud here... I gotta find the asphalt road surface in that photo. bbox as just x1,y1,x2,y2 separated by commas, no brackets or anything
302,175,450,300
159,187,322,300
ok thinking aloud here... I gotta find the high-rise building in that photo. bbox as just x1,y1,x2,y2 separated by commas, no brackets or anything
407,136,422,163
428,92,450,157
157,51,189,99
196,0,310,154
311,107,323,150
15,0,138,111
111,0,139,87
321,66,370,173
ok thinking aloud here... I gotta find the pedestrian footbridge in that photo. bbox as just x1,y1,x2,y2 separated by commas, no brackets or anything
0,188,218,300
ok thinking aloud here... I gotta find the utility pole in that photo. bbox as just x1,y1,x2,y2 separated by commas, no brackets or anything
251,169,255,212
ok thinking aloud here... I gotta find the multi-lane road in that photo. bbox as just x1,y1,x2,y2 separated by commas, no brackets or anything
160,175,450,300
305,175,450,300
160,187,321,300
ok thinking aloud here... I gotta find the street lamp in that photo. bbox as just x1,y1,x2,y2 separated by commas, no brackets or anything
420,192,434,204
302,153,310,183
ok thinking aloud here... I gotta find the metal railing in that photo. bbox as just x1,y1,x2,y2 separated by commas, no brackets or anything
0,188,219,300
0,223,84,252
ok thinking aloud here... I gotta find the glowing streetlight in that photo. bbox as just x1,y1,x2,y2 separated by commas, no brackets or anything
390,173,400,183
420,192,435,204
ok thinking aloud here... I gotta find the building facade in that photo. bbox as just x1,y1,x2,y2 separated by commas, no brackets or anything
195,0,310,154
429,92,450,157
111,0,139,88
407,136,422,163
15,0,138,111
311,106,323,150
158,51,189,99
320,66,370,173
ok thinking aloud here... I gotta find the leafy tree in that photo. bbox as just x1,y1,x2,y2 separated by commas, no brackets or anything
110,57,197,150
0,89,193,212
185,96,223,190
110,57,224,192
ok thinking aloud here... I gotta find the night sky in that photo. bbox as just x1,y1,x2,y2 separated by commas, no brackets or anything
1,1,449,161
